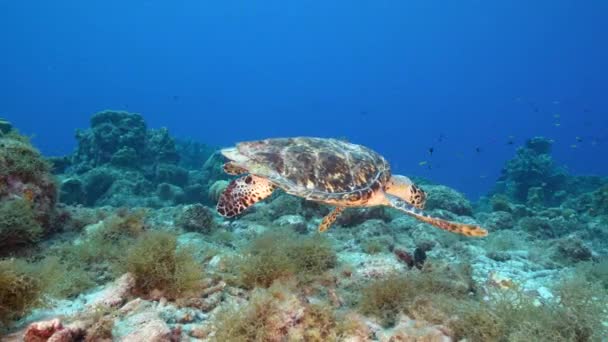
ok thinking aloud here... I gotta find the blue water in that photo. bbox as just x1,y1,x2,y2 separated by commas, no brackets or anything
1,1,607,198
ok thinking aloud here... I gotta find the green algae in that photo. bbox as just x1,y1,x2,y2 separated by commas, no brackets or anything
358,262,474,327
0,131,52,183
0,198,43,250
119,230,204,298
0,259,44,328
235,230,337,289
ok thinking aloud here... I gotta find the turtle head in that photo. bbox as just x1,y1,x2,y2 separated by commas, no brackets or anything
385,175,427,209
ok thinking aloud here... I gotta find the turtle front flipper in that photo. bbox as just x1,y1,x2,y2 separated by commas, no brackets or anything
386,195,488,237
217,175,276,217
319,207,344,232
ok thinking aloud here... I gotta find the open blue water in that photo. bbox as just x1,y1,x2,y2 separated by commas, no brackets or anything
1,0,607,198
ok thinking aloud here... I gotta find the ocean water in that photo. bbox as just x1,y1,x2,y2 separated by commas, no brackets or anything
1,1,608,340
1,1,607,198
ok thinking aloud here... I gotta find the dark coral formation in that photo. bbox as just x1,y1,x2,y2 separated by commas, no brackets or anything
494,137,568,206
477,136,608,259
52,110,228,208
0,128,57,253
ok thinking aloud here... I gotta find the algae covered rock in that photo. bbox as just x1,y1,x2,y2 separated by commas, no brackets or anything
424,184,473,216
494,136,568,206
556,236,593,262
0,259,45,326
52,110,221,207
0,131,57,250
0,199,43,250
73,110,147,170
175,204,217,233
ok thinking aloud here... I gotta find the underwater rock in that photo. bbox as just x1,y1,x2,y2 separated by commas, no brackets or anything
424,185,473,216
146,127,180,165
51,110,230,208
23,318,84,342
175,138,216,170
494,136,568,206
156,182,183,202
113,309,171,342
589,185,608,216
175,204,217,234
73,110,147,170
337,207,391,227
273,214,308,233
87,273,135,309
489,194,513,212
373,314,452,342
153,163,189,187
478,211,515,231
58,178,86,205
0,131,57,251
556,237,593,262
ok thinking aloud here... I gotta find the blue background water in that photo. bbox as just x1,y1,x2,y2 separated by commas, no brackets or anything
1,1,606,198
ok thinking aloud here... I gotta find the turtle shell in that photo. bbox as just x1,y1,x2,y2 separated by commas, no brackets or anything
230,137,391,204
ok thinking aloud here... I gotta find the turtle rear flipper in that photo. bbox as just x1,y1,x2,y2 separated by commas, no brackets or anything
319,207,344,232
217,175,276,217
386,195,488,237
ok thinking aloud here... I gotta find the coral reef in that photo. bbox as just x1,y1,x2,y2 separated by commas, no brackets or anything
52,110,228,208
424,184,473,216
493,137,569,206
3,118,608,341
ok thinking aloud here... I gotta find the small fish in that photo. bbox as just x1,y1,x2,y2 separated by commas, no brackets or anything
576,137,583,142
570,144,578,149
552,100,561,105
172,95,180,101
418,161,428,166
475,146,481,153
554,123,561,127
428,147,434,155
553,114,560,118
438,133,446,142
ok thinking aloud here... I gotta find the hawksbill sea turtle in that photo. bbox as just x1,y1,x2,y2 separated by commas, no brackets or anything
216,137,487,237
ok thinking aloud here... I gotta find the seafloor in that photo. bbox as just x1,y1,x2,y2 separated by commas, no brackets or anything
1,111,607,341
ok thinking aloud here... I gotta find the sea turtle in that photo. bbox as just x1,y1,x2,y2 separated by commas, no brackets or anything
216,137,487,237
